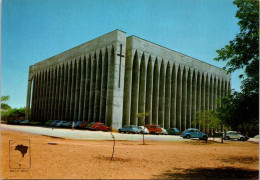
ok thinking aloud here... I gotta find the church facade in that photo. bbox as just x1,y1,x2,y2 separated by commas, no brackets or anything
26,30,231,130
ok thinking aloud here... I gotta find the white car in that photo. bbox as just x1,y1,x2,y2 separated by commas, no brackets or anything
224,131,246,141
138,126,150,134
161,128,168,135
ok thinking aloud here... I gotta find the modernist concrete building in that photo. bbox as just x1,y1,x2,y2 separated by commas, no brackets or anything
26,30,231,130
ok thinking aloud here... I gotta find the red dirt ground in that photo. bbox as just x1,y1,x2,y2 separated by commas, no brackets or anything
1,128,259,179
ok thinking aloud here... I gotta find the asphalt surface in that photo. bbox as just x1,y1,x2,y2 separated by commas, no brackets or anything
2,124,258,142
1,124,185,141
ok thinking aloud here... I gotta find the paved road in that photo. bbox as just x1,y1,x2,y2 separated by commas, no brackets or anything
1,124,185,141
2,124,258,142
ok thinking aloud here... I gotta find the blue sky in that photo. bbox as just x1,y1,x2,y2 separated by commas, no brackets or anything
2,0,242,108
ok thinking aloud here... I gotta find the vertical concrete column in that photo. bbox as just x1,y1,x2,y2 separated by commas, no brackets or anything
30,76,36,121
205,74,209,112
74,58,81,121
218,79,222,108
186,69,192,129
50,68,56,120
130,51,140,125
164,62,171,129
110,34,126,129
70,61,76,120
152,59,159,125
214,77,218,110
61,63,68,121
88,53,97,122
78,56,86,121
33,73,39,121
196,73,202,130
170,64,177,127
145,56,153,125
58,64,64,120
213,77,217,111
43,69,50,121
191,71,197,128
65,61,72,121
210,76,214,111
158,60,165,127
105,46,114,126
94,50,103,122
201,73,206,130
122,48,134,126
228,80,231,93
181,67,188,131
54,65,61,120
37,71,42,121
138,53,146,126
100,49,109,123
83,55,92,122
46,67,52,121
222,79,226,98
176,66,183,130
25,66,33,120
39,70,46,122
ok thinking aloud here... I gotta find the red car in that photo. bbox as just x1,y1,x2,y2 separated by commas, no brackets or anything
79,122,89,128
90,122,109,131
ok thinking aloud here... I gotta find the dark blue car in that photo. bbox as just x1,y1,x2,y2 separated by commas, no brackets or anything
181,128,207,140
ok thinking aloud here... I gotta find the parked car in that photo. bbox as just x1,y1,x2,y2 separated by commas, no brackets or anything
55,121,67,127
74,121,83,128
20,120,30,125
138,126,149,134
167,128,180,135
145,125,162,134
118,125,142,134
13,120,22,125
50,120,59,126
181,128,207,140
86,122,104,129
90,123,109,131
161,128,168,135
224,131,246,141
79,122,89,128
62,121,73,127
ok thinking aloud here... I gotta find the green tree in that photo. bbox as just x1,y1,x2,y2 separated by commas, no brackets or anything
214,0,259,136
1,95,11,110
194,110,221,135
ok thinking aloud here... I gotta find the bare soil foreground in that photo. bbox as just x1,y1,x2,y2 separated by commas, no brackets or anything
1,128,259,179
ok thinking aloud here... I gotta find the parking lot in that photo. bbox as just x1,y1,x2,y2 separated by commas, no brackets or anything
1,124,185,141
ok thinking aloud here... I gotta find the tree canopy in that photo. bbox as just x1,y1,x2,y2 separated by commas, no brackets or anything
214,0,259,136
1,95,11,110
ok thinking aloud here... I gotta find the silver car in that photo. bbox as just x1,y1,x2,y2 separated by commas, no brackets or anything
138,126,149,134
224,131,246,141
161,128,168,135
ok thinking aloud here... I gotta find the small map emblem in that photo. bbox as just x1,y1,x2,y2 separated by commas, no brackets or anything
9,139,31,169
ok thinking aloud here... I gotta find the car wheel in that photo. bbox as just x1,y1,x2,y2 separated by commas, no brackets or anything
95,127,99,131
118,129,121,133
240,137,245,141
225,136,230,140
186,135,191,139
202,136,207,141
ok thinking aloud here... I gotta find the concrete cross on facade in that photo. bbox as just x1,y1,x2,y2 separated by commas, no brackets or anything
117,44,124,88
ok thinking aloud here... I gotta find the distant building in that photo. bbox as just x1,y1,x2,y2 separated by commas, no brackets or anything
26,30,231,130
